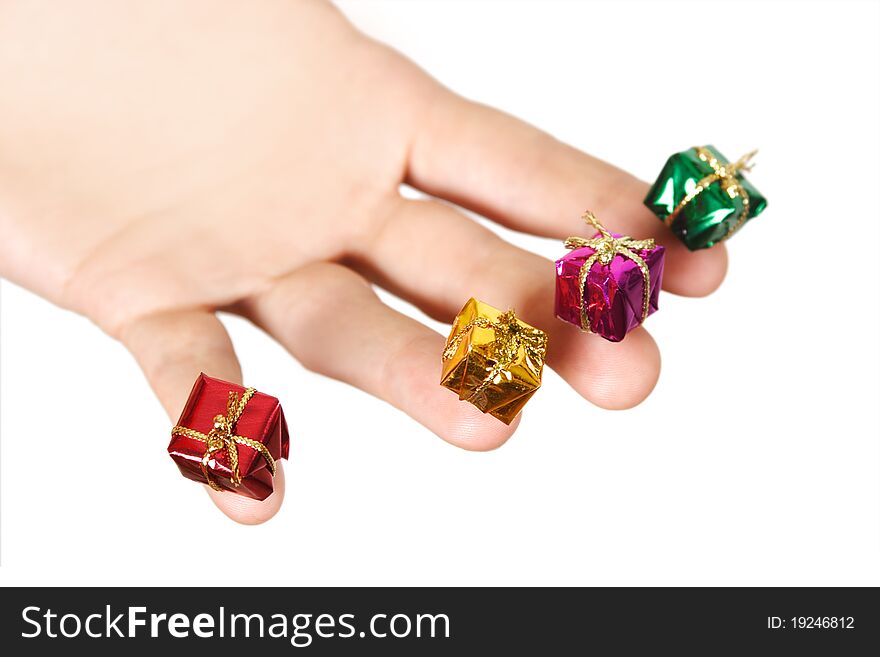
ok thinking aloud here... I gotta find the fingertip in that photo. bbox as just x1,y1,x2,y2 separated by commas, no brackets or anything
207,464,286,525
433,395,520,451
662,239,729,298
553,327,660,410
593,328,661,409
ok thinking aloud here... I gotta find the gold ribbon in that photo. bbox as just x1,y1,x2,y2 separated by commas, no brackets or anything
172,388,276,492
664,146,757,240
564,211,656,333
442,309,547,402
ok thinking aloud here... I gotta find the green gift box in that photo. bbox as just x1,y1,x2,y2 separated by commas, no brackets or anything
644,145,767,251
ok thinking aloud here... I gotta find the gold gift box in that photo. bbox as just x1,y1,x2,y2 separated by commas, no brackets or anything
440,298,548,425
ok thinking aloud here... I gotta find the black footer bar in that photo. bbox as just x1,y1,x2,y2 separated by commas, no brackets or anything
1,586,877,654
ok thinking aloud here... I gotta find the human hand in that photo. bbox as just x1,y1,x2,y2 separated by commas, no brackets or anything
0,0,727,523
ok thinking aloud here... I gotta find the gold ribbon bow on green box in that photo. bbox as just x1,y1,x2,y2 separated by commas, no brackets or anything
644,145,768,250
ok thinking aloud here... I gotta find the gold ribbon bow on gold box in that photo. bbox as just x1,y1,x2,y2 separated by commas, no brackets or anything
440,299,547,424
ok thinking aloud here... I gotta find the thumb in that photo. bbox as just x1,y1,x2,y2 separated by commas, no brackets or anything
120,309,285,525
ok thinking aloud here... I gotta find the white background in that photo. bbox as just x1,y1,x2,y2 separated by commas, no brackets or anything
1,0,878,586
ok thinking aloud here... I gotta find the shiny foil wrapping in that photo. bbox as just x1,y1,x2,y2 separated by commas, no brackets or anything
440,299,547,425
644,145,768,250
555,234,665,342
167,374,289,500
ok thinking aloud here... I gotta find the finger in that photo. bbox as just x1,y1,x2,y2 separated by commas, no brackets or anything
119,309,284,525
407,92,726,297
239,262,519,450
351,198,661,410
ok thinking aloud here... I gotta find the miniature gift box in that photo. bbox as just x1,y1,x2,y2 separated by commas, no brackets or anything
644,145,768,250
441,299,548,425
555,212,665,342
168,374,289,500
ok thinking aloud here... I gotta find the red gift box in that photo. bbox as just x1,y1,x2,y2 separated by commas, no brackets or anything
168,374,289,500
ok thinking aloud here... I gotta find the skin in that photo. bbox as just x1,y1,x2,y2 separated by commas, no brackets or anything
0,0,727,524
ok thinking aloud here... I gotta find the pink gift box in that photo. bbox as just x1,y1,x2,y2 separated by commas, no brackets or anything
555,234,665,342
